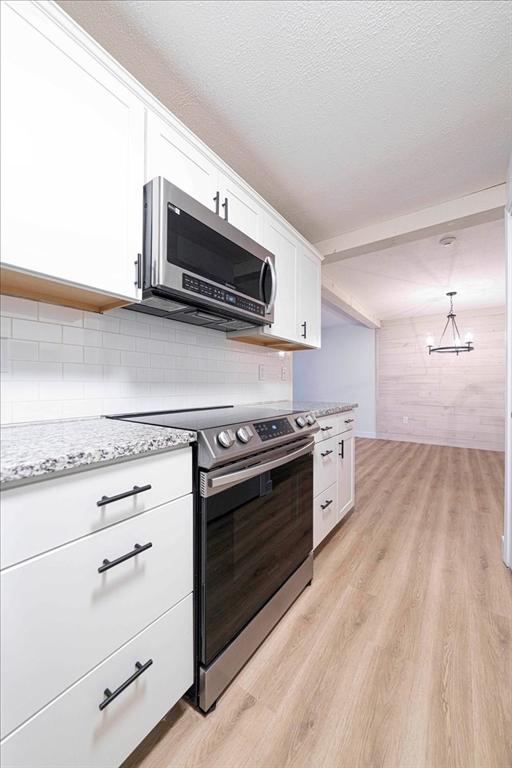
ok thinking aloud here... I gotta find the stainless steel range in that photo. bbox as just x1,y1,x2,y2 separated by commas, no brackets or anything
110,405,318,713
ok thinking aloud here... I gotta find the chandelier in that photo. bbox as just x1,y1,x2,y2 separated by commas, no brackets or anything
426,292,474,355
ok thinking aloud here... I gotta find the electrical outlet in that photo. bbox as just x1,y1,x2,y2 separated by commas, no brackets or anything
258,364,265,381
402,416,409,424
281,366,287,381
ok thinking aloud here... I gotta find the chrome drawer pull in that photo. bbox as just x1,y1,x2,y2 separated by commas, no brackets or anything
99,659,153,711
98,542,152,573
320,499,333,510
97,484,152,507
320,426,333,432
320,449,333,458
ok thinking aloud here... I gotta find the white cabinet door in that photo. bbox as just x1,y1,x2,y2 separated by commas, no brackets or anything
218,170,265,244
313,482,338,549
296,248,321,348
0,1,144,300
0,596,193,768
145,111,219,211
261,215,297,341
338,435,355,520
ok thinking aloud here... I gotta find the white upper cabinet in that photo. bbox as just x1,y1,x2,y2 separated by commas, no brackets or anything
217,170,265,245
296,247,321,348
0,1,144,301
145,111,219,211
262,216,298,342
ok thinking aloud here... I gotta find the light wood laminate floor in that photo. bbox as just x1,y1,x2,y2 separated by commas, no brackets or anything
123,439,511,768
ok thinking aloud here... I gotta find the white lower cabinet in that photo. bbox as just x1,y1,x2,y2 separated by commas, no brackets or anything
0,446,194,767
313,412,356,548
339,435,355,520
0,595,193,768
1,496,192,739
314,482,338,549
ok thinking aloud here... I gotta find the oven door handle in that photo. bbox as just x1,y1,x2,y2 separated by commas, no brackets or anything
208,439,314,491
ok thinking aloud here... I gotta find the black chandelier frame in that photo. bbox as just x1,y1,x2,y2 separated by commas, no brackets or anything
427,292,474,355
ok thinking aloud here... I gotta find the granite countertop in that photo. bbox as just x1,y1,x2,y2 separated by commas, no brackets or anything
0,417,196,488
263,400,358,418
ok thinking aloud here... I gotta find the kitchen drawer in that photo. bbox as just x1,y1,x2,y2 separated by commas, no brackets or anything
313,482,339,549
1,495,192,739
314,415,340,442
1,447,192,569
0,594,193,768
339,411,356,434
313,435,338,496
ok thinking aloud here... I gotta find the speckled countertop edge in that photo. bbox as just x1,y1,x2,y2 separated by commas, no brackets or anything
0,417,196,489
259,400,358,418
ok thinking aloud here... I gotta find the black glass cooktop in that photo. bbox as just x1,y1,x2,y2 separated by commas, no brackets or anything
109,405,302,432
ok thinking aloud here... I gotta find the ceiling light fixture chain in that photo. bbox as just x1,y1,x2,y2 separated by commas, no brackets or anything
426,291,474,356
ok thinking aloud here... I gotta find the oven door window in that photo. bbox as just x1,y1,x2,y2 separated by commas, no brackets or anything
167,205,263,301
201,453,313,666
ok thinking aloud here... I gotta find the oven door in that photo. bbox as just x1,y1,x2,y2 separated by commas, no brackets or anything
146,177,276,322
199,440,313,666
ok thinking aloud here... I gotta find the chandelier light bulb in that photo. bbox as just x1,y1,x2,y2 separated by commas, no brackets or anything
426,334,434,347
464,331,473,343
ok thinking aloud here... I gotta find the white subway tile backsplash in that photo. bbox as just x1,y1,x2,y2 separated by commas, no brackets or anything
7,340,39,361
0,295,38,320
13,319,62,343
11,360,62,380
84,347,121,365
63,363,103,380
63,327,102,347
0,297,292,424
38,304,83,326
1,317,12,338
40,342,83,363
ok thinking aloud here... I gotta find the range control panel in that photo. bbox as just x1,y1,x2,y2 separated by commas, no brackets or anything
182,274,265,316
253,417,295,442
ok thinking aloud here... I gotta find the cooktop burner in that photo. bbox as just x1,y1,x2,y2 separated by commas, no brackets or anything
108,405,302,432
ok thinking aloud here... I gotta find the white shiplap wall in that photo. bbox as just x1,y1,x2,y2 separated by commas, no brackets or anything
377,306,506,451
0,296,292,424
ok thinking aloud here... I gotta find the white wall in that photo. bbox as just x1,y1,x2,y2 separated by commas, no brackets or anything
0,296,292,424
293,324,376,437
377,306,506,451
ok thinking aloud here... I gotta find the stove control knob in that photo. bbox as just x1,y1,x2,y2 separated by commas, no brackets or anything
236,426,253,444
295,416,306,428
306,413,316,426
217,429,235,449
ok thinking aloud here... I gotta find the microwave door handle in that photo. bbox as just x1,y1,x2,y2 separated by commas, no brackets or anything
207,439,314,492
260,257,277,315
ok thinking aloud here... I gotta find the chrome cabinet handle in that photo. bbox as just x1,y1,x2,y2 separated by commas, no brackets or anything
345,418,354,424
213,191,220,215
320,499,333,510
301,321,307,339
221,197,229,220
339,440,344,459
320,426,333,432
99,659,153,711
98,542,152,573
97,484,152,507
320,449,333,458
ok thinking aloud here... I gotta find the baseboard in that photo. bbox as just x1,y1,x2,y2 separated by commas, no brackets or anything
374,433,505,452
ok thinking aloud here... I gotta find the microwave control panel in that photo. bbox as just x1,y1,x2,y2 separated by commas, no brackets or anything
183,274,265,316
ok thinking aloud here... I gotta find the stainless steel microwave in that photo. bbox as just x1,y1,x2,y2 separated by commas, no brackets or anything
127,177,276,331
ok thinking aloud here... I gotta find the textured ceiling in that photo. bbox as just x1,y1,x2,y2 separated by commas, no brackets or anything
323,219,506,320
58,0,512,243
